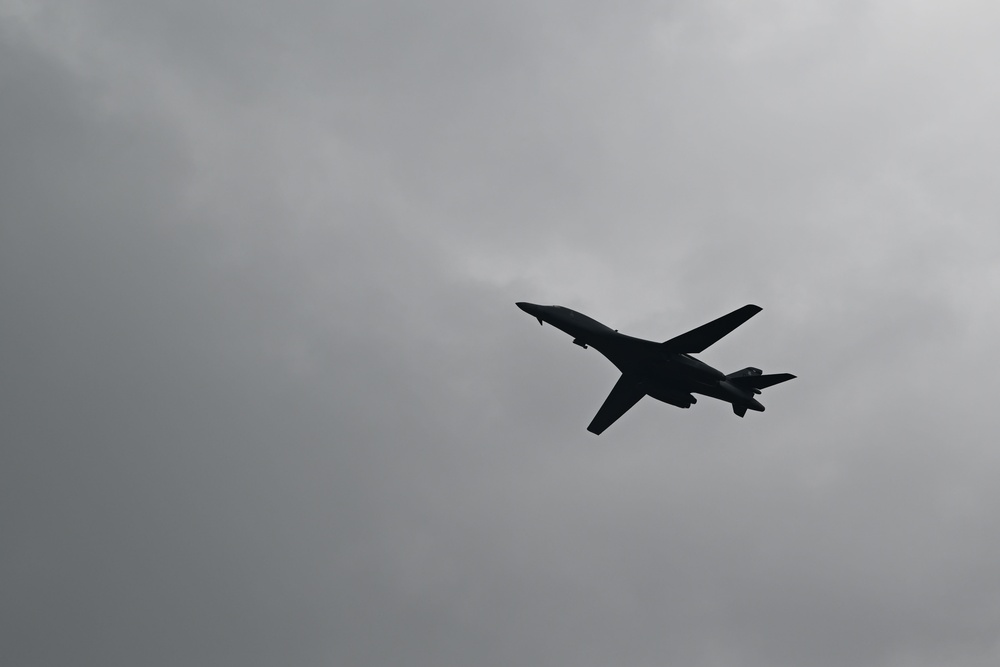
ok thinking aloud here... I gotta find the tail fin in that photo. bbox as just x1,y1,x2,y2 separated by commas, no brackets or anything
727,367,763,379
728,368,796,391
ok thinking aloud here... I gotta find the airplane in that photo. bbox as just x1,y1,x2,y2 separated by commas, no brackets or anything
516,302,795,434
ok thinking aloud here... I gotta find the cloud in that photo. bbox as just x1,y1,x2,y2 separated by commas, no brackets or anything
3,2,1000,666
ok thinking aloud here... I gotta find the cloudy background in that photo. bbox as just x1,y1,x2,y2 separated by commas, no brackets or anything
3,1,1000,665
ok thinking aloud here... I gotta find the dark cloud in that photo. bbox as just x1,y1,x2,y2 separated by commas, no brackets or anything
4,3,1000,667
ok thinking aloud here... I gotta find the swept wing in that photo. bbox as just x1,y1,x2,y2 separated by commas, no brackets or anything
587,375,645,435
661,304,762,353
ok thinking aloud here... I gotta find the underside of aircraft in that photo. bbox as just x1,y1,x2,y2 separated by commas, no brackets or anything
516,302,795,434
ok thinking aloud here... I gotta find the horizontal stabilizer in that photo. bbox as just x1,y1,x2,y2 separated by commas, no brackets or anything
588,375,645,435
662,305,762,353
726,366,762,379
729,373,796,390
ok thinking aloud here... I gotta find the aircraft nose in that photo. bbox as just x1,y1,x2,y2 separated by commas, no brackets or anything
516,302,545,324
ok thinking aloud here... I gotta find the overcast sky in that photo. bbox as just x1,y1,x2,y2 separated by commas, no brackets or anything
3,2,1000,666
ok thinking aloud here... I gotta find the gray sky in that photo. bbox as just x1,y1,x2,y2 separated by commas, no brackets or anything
3,2,1000,665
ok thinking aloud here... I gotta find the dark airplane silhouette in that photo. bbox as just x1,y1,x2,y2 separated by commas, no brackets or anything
516,302,795,434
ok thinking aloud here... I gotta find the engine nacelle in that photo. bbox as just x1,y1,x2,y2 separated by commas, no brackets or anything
645,385,696,408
